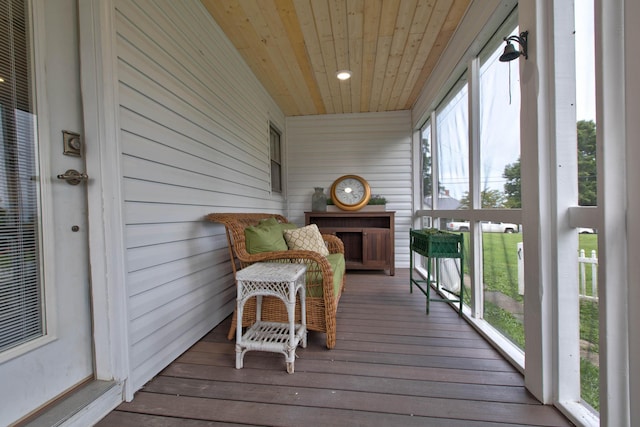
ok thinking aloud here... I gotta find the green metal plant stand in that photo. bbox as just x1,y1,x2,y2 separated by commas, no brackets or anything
409,229,464,315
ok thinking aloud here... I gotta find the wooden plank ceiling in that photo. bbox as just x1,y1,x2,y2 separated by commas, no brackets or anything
201,0,471,116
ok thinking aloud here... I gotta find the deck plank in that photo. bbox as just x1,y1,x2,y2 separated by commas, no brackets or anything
97,269,573,427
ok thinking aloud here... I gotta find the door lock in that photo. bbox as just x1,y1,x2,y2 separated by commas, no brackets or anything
57,169,88,185
62,130,82,156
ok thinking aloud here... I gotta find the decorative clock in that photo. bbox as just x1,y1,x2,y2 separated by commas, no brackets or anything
330,175,371,211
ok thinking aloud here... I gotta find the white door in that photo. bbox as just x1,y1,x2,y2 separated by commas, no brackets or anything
0,0,94,424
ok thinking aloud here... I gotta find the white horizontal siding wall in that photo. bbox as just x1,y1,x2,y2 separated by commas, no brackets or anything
113,0,285,391
286,111,413,268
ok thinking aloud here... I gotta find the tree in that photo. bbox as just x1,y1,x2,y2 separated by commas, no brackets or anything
577,120,597,206
500,120,597,207
503,158,521,208
421,137,446,199
421,138,432,198
459,188,506,209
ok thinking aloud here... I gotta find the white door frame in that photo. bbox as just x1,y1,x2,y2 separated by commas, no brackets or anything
78,0,131,400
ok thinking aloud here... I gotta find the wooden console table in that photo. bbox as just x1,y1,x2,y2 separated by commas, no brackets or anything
305,211,395,275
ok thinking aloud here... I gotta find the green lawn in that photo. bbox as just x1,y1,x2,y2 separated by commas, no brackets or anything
456,232,600,410
578,236,600,411
479,233,523,300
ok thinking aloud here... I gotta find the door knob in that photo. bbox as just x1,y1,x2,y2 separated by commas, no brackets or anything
57,169,88,185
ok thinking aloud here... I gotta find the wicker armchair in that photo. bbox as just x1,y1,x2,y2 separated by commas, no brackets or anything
206,213,345,349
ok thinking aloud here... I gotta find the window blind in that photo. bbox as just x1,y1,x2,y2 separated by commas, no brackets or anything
0,0,44,353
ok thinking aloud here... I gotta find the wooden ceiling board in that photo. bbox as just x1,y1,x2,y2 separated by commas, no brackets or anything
405,0,470,108
359,0,382,112
346,0,364,113
276,0,327,114
394,0,450,110
328,0,351,112
202,0,471,116
367,1,400,112
376,0,417,112
201,0,293,112
309,0,343,113
387,1,434,110
293,0,334,113
248,1,316,114
249,1,323,115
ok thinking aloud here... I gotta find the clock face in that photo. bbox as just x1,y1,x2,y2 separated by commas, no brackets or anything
330,175,371,211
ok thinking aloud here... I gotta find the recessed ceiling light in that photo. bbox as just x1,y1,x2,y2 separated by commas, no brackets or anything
336,70,352,80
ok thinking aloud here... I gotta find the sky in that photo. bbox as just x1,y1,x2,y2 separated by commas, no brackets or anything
435,3,596,201
575,0,596,121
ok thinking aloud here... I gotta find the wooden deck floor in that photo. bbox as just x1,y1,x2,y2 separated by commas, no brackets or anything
97,270,573,426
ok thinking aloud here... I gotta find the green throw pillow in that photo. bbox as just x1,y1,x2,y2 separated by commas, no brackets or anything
245,217,296,254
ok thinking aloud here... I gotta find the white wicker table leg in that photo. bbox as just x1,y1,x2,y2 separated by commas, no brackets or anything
235,284,244,369
299,284,307,349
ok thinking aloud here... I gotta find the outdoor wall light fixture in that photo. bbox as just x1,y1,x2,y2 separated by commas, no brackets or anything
336,70,352,80
499,31,528,62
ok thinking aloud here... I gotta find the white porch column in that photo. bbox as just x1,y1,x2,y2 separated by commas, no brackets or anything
519,0,580,408
596,0,634,425
624,0,640,423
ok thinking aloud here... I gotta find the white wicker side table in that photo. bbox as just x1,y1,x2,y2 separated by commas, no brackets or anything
235,262,307,373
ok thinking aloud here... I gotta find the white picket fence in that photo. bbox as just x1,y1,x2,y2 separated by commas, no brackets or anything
517,243,598,301
578,249,598,301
